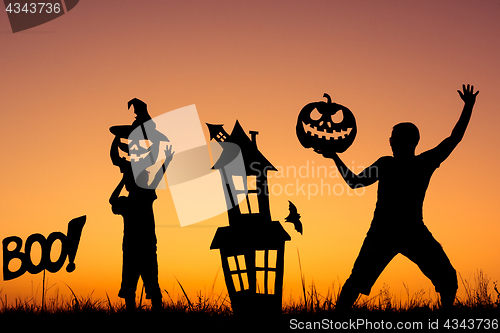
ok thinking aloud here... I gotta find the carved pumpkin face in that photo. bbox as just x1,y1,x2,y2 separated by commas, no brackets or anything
110,98,173,189
296,93,357,153
118,133,157,165
112,123,170,188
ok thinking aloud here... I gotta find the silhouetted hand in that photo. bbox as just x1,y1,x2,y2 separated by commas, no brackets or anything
164,144,175,165
166,144,174,157
458,84,479,106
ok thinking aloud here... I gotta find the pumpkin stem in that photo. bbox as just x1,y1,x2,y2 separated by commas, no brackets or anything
323,93,332,103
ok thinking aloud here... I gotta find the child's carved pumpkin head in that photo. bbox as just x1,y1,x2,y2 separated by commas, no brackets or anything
110,98,171,188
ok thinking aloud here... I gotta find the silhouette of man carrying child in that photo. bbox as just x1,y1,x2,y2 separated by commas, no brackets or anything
109,98,173,311
320,84,479,311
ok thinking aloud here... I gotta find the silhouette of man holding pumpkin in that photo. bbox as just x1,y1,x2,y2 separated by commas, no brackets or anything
321,84,479,310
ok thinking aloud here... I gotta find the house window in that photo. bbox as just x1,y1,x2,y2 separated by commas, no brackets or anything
247,176,257,191
257,271,275,294
232,175,260,214
227,255,248,292
247,193,259,214
232,175,246,191
255,250,278,294
216,132,227,141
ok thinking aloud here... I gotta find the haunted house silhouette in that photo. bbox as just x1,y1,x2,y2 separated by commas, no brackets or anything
207,121,291,315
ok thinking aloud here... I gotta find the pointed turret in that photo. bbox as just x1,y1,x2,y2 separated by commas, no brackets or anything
207,123,230,142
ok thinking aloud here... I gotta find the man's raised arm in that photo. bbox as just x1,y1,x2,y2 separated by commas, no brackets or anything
427,84,479,162
451,84,479,144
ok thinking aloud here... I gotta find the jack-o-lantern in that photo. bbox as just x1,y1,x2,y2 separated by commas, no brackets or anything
110,98,171,189
116,123,165,173
296,93,357,153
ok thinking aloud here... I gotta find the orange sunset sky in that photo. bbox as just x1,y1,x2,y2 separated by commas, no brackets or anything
1,1,499,306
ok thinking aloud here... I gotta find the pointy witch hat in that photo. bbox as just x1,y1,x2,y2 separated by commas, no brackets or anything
109,98,169,142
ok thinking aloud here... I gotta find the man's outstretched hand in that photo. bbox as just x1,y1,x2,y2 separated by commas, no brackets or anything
458,84,479,106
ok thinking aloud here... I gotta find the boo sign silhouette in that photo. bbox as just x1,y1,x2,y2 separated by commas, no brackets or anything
2,215,86,281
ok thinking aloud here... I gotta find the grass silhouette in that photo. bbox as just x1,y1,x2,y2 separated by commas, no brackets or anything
284,269,499,314
1,270,498,331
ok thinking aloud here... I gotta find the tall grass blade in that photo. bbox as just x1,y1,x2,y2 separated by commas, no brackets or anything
41,269,46,312
175,276,192,310
163,289,174,306
63,282,80,311
105,292,114,313
297,247,307,311
210,267,220,298
139,283,145,309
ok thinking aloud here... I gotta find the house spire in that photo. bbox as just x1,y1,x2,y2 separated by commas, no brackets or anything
206,123,229,142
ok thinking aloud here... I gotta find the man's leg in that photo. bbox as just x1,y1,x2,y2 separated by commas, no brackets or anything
335,279,362,311
125,297,136,311
336,231,397,311
402,226,458,310
439,290,456,310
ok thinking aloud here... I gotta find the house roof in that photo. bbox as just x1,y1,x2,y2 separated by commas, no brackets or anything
210,220,291,250
206,123,227,141
211,121,277,174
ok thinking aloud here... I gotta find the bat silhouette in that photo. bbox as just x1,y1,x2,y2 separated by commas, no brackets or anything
285,200,303,235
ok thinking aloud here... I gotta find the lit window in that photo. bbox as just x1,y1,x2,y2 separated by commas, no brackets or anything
256,270,276,295
255,250,278,294
256,250,265,268
237,255,246,270
228,256,237,271
247,176,257,191
237,194,249,214
268,250,277,269
227,255,249,292
232,274,241,291
232,175,246,191
248,193,259,213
